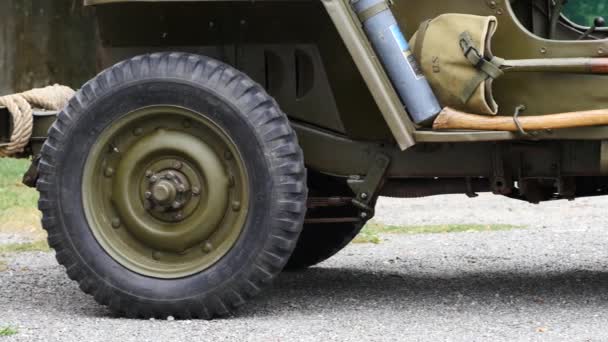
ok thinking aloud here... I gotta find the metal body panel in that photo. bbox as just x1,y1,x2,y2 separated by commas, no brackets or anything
93,1,404,144
88,0,608,144
88,0,418,149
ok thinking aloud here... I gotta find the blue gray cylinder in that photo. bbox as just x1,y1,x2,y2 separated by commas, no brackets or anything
351,0,441,125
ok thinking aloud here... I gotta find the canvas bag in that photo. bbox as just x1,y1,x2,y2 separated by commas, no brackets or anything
410,14,504,115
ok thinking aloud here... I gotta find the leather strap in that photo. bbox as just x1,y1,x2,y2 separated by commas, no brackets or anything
458,31,504,103
356,1,390,23
413,19,432,61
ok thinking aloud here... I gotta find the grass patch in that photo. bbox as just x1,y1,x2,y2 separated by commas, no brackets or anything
0,326,18,337
354,221,523,244
0,158,38,212
0,240,49,254
0,159,45,242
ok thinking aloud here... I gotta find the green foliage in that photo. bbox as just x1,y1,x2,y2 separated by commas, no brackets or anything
0,326,18,337
563,0,608,27
353,222,524,244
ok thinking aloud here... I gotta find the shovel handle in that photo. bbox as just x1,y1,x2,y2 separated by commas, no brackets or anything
503,58,608,74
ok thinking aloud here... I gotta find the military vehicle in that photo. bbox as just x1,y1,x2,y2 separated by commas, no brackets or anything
2,0,608,318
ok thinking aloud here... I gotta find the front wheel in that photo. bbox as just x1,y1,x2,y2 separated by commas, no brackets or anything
37,53,307,318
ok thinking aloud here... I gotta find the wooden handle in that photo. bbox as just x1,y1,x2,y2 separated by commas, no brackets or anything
590,59,608,74
433,107,608,131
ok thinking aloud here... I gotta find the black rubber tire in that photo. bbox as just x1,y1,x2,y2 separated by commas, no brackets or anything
37,52,307,319
284,221,364,270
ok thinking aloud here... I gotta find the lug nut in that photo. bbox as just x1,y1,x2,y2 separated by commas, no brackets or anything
145,170,153,178
202,242,213,253
176,185,186,193
192,187,201,196
104,167,115,178
360,193,369,200
173,161,183,170
360,212,368,219
172,201,182,209
152,251,162,261
174,212,184,220
166,172,176,180
149,175,158,183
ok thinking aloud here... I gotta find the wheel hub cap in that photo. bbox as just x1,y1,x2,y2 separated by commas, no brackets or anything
82,106,249,279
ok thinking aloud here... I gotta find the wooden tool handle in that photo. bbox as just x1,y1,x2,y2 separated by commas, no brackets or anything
433,107,608,131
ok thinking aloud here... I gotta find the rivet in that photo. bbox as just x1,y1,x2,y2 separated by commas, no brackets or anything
540,47,547,54
111,218,121,229
144,191,152,199
152,251,162,261
232,201,241,211
104,167,115,178
360,212,368,219
203,242,213,253
599,48,605,56
192,187,201,196
360,193,369,200
133,128,143,136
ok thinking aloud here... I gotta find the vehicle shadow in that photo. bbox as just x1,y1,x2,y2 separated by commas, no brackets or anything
4,256,608,319
237,266,608,317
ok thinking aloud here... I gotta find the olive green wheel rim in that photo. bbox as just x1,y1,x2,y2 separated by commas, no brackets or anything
83,106,249,279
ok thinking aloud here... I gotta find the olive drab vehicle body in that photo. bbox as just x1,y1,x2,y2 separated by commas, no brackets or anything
3,0,608,318
84,0,608,181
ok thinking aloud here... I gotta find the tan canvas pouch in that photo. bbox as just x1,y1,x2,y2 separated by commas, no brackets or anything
410,14,503,115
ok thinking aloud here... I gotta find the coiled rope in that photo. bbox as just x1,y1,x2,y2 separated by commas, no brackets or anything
0,85,75,157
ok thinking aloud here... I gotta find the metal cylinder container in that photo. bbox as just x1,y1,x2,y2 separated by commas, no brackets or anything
351,0,441,125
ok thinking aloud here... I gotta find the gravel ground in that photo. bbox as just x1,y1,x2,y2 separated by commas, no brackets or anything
2,194,608,341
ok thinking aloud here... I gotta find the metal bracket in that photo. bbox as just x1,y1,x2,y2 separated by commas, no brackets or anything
347,153,391,219
512,105,530,136
22,155,40,188
491,144,512,195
